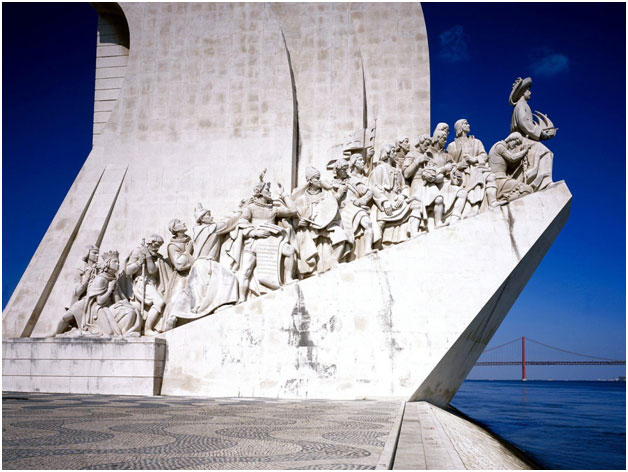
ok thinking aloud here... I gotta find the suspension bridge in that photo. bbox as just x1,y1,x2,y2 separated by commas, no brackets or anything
475,337,626,380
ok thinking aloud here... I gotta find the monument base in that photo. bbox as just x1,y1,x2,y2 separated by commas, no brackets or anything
2,337,165,395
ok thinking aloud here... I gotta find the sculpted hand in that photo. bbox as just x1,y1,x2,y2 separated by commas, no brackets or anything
383,201,393,216
393,196,404,210
298,218,309,228
108,280,117,292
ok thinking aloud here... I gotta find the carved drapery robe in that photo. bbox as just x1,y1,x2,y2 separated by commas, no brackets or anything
487,140,533,201
447,135,493,206
368,161,421,244
166,217,240,322
420,148,466,213
293,187,350,275
120,249,171,317
68,261,97,307
65,272,140,337
511,99,553,191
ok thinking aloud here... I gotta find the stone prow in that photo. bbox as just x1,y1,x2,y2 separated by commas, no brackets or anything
158,182,571,402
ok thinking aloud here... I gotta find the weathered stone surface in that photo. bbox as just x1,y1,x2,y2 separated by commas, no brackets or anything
158,182,571,401
2,337,165,395
3,2,430,340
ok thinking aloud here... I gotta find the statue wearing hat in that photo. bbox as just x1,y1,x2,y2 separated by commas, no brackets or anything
509,76,557,191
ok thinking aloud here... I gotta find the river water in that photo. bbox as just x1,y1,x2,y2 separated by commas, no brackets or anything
451,380,626,469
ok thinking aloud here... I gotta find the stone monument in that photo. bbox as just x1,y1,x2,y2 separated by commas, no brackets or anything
3,3,570,406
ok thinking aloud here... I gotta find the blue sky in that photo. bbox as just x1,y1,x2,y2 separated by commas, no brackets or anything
3,3,626,380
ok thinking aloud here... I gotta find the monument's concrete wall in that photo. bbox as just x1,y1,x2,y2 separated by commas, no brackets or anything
159,183,571,403
3,2,430,339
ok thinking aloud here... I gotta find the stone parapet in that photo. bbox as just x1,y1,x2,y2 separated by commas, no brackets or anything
2,337,166,395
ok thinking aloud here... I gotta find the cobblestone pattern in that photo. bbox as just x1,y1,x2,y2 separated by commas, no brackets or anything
3,393,400,470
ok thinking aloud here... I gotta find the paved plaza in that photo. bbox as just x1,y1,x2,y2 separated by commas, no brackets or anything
2,393,400,470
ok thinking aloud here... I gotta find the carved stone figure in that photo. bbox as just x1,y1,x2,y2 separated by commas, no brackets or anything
509,77,556,191
447,119,501,214
57,251,141,337
68,245,99,307
293,166,350,275
487,132,534,202
332,156,378,256
402,134,432,199
393,136,411,169
162,205,240,330
123,235,171,336
368,144,424,243
237,173,298,302
158,219,194,329
419,125,468,228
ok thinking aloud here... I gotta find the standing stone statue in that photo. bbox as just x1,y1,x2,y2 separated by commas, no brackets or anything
293,166,350,276
68,245,100,307
447,119,501,214
122,235,171,336
237,173,298,302
332,156,378,257
57,250,141,337
161,205,240,331
402,134,432,200
509,76,556,191
393,136,411,170
487,132,534,202
159,219,194,329
420,126,468,228
368,144,424,242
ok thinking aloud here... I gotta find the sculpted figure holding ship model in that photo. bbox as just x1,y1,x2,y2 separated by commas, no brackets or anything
509,76,556,191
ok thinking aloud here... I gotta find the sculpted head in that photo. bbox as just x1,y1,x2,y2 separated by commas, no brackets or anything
433,122,449,139
414,134,431,153
305,166,322,189
509,77,532,105
505,131,523,149
99,250,120,274
194,203,213,225
334,158,350,179
168,218,187,236
82,244,100,264
454,119,470,137
395,137,410,153
146,234,164,255
380,144,394,163
431,130,448,150
349,153,365,174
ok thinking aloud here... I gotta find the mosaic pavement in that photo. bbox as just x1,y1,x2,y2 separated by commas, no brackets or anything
2,392,401,470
